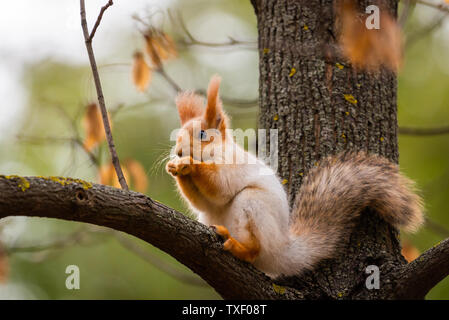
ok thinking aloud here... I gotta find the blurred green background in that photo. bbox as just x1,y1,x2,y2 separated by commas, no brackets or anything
0,0,448,299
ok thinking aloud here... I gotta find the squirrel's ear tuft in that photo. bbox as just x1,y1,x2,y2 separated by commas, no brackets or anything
175,92,204,125
204,75,227,130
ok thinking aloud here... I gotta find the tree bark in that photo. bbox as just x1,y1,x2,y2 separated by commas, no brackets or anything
253,0,412,299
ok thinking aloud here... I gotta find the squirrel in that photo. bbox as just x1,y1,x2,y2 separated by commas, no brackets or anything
166,75,424,278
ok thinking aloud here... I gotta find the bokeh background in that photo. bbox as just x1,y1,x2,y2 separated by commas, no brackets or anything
0,0,448,299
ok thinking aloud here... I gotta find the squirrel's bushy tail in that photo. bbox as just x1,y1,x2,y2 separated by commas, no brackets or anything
280,151,424,276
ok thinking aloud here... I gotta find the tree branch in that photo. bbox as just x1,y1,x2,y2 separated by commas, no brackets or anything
405,13,447,49
113,231,207,287
168,10,257,50
0,175,303,300
413,0,449,14
6,223,207,287
88,0,113,42
392,237,449,299
399,126,449,136
80,0,128,190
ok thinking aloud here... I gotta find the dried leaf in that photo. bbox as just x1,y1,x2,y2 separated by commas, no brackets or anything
144,29,177,67
126,158,148,193
132,51,151,92
82,103,112,151
339,1,403,72
99,162,129,189
0,243,9,283
401,240,420,262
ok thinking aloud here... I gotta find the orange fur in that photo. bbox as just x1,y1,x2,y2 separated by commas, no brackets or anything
203,75,228,136
190,163,222,198
204,75,221,127
167,156,222,198
213,224,260,263
176,92,204,125
175,175,215,211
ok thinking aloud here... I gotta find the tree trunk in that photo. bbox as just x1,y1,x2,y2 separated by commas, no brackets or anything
252,0,405,299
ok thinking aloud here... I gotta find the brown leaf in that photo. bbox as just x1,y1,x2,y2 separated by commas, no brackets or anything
132,51,152,92
125,158,148,193
82,103,112,151
401,240,420,262
339,1,403,72
99,162,129,189
144,29,177,68
0,243,9,283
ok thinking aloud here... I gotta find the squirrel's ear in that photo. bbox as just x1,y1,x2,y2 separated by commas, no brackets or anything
175,92,204,125
204,75,227,130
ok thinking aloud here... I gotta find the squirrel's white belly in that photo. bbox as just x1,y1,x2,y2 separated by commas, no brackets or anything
198,186,292,277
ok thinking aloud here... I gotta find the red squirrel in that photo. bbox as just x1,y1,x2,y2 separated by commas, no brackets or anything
166,75,424,277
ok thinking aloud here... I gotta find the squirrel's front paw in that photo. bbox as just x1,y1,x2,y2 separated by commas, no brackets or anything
166,157,193,176
211,225,230,239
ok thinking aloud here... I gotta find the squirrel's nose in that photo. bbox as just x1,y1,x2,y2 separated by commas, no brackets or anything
177,148,183,157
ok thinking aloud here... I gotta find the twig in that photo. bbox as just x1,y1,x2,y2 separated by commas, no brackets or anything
412,0,449,13
156,65,258,107
88,0,114,42
168,9,257,50
17,135,99,166
195,89,259,108
157,68,182,93
5,222,206,287
399,126,449,136
6,227,101,254
150,65,259,107
425,217,449,238
80,0,128,190
113,231,207,287
406,13,447,49
399,0,413,27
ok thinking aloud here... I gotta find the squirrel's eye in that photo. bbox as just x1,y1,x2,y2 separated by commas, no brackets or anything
199,130,207,141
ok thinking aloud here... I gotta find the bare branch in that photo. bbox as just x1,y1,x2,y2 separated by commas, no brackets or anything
425,217,449,238
168,10,257,50
113,231,207,287
399,126,449,136
79,0,128,190
6,227,103,254
17,135,99,166
88,0,114,42
6,222,207,287
413,0,449,13
406,14,447,49
195,89,258,108
392,238,449,299
399,0,413,27
0,175,304,299
149,65,259,107
157,67,182,93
